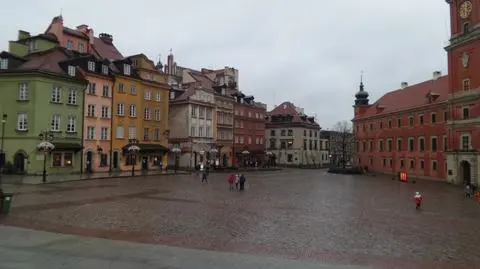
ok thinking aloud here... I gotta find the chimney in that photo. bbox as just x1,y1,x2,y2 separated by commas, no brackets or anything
99,33,113,44
18,30,30,40
401,82,408,89
433,71,442,80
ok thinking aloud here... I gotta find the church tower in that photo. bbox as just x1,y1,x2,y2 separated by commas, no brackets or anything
353,72,370,118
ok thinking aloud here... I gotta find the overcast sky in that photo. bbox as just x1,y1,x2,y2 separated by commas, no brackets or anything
0,0,450,128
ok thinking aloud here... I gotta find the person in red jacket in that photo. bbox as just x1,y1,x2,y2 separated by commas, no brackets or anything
414,192,423,210
228,174,235,191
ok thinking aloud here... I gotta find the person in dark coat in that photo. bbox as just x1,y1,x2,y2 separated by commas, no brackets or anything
239,173,246,191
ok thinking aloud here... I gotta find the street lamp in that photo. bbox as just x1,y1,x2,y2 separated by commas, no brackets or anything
128,138,140,177
37,131,55,183
171,147,181,173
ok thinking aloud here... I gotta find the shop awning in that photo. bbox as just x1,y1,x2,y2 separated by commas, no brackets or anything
52,142,83,152
122,143,169,154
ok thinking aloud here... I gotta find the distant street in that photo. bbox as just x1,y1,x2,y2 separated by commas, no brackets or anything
1,169,479,269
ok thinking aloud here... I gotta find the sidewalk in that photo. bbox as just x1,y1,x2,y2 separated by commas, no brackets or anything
0,170,189,185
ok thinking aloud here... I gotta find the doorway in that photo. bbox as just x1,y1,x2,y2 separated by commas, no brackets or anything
141,156,148,170
86,151,93,173
460,160,472,185
14,152,25,173
112,152,119,169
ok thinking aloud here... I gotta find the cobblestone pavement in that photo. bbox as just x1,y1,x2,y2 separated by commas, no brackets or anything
1,169,479,269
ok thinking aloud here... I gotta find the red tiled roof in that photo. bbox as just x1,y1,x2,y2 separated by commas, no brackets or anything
360,75,449,119
268,101,319,126
92,37,123,61
187,70,214,89
16,47,70,74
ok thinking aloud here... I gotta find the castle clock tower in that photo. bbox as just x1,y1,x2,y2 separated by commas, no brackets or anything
444,0,480,186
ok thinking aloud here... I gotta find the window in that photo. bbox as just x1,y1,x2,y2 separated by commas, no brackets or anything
144,108,151,120
431,113,436,124
170,91,175,100
270,130,275,136
66,116,76,133
461,135,471,150
419,115,424,125
287,129,293,136
388,120,392,128
432,161,438,171
128,127,136,139
462,107,470,119
281,130,286,136
409,159,414,169
143,128,150,140
369,140,373,152
68,88,77,104
409,116,414,126
52,152,73,167
304,130,307,136
124,64,131,75
130,86,136,95
379,122,383,129
190,126,196,136
191,106,197,117
66,40,73,50
17,113,27,131
408,137,414,152
28,40,37,52
101,106,109,118
51,115,61,131
131,59,137,67
78,43,84,53
420,160,425,170
397,118,401,127
87,126,95,140
206,126,211,137
100,154,108,167
156,91,161,101
0,58,8,69
199,126,204,137
116,126,124,139
52,153,62,167
379,140,384,152
88,83,96,95
419,137,425,152
18,83,28,100
87,104,95,117
88,61,95,71
118,83,125,93
463,22,470,33
400,159,405,168
101,127,108,140
144,90,151,100
444,136,448,151
102,65,108,75
68,66,76,76
387,139,393,152
154,109,160,121
129,104,136,117
444,110,448,121
397,138,403,151
287,154,293,162
206,109,212,120
52,87,61,103
154,128,160,141
102,85,109,97
431,137,438,152
463,79,470,91
116,103,124,116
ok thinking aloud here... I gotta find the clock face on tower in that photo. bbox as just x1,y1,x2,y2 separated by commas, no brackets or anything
459,0,473,19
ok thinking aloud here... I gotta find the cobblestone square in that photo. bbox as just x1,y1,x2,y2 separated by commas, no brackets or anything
1,169,479,268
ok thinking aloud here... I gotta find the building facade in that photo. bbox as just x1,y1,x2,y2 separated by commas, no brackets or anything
213,85,234,167
444,0,480,185
0,48,87,174
232,92,266,166
265,102,322,167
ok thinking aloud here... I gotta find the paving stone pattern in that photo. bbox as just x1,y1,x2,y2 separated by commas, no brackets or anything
1,170,479,269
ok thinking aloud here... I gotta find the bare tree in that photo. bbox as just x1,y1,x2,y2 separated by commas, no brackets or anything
330,121,354,169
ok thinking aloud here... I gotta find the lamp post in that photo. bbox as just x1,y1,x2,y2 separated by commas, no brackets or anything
0,114,7,171
37,131,55,183
171,147,181,173
127,138,140,177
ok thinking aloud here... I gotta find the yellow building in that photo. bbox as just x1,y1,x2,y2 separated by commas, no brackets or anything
111,56,169,172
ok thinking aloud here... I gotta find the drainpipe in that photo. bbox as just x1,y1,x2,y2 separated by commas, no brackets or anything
109,76,115,173
80,81,87,175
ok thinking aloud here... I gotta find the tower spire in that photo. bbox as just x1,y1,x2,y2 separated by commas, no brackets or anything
354,70,369,106
359,70,364,91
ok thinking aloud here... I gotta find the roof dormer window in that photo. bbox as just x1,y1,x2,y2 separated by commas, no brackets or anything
0,58,8,70
68,65,76,77
123,64,131,75
87,61,95,72
102,65,108,75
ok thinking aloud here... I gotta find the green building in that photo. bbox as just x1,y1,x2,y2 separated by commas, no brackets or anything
0,46,87,175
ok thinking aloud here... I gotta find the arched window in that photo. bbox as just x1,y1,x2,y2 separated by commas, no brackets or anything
463,22,470,33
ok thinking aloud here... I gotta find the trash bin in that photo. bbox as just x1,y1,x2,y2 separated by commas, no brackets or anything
0,193,13,215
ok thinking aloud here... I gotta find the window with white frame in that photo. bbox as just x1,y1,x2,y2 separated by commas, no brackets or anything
68,65,76,76
128,127,136,139
199,126,204,137
144,108,151,120
52,87,61,103
154,128,160,140
17,113,27,131
156,91,161,101
169,91,175,100
130,86,136,95
190,125,196,136
78,43,84,53
206,126,211,137
116,103,124,116
68,88,77,105
116,126,124,139
101,127,108,140
87,104,95,117
129,104,136,117
88,83,96,95
18,83,28,100
461,134,471,150
124,64,131,75
66,116,76,133
101,106,109,118
102,65,108,75
143,128,150,140
144,90,151,100
102,85,109,97
88,61,95,71
248,137,252,144
87,126,95,140
154,109,160,121
66,40,73,50
0,58,8,69
51,115,61,131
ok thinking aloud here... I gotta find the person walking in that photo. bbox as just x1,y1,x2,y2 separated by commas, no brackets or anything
228,174,235,191
234,173,240,191
465,184,472,198
201,169,208,183
414,191,422,210
239,173,246,191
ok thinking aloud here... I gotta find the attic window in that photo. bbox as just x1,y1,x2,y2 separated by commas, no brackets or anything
88,61,95,72
0,58,7,70
102,65,108,75
123,64,131,75
68,66,76,76
131,59,137,68
169,91,175,100
283,104,287,109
